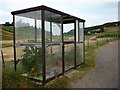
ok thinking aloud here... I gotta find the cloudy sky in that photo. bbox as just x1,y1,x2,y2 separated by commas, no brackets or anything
0,0,119,27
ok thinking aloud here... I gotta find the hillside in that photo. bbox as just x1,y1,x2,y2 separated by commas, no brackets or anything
64,21,120,36
1,21,120,41
0,28,13,41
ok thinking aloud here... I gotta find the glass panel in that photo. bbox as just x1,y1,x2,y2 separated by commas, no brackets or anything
76,20,79,42
45,21,50,43
52,23,62,42
64,44,74,71
45,45,62,79
76,43,83,65
16,46,43,80
79,22,84,42
15,10,41,43
15,10,42,82
63,23,74,41
45,10,62,43
45,10,62,79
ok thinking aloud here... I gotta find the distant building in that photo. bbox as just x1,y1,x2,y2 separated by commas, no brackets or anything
87,31,91,34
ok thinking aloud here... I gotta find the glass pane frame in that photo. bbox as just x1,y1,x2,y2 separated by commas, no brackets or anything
63,23,74,42
64,43,74,71
14,10,43,83
79,22,84,42
76,20,85,65
44,10,63,80
15,10,42,44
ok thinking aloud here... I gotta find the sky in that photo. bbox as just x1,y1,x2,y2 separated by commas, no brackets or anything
0,0,119,28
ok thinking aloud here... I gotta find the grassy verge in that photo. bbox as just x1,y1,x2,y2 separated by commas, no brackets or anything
69,38,119,83
2,38,119,88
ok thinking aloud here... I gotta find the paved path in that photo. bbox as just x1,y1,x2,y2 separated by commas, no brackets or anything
71,41,118,88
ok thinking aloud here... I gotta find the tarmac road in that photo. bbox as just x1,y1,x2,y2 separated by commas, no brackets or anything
71,40,119,88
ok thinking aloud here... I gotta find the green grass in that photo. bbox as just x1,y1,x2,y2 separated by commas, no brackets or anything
2,26,13,33
45,76,71,88
2,38,119,88
2,61,40,88
1,29,13,40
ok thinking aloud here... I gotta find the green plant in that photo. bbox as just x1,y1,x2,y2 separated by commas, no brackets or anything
21,47,42,74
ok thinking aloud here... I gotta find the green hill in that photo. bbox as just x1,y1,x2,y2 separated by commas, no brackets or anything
0,25,13,41
64,21,120,36
1,21,120,41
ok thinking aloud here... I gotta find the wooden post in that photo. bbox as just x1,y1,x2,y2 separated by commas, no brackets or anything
102,36,103,42
96,38,98,45
107,35,108,41
1,50,5,68
110,34,111,40
87,38,89,47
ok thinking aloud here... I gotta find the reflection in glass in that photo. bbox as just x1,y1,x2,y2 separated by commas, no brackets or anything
15,10,41,43
45,10,62,79
64,44,74,70
79,22,84,42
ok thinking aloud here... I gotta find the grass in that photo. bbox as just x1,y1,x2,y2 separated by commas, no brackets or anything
2,37,119,88
1,29,13,40
45,76,71,88
2,26,13,33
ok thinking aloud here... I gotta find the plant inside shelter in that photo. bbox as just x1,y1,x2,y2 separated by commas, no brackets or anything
21,47,42,76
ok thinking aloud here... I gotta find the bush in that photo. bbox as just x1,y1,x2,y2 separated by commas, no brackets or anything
21,47,42,74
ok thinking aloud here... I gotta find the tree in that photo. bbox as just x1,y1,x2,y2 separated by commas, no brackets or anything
100,27,104,32
4,22,11,26
11,22,13,26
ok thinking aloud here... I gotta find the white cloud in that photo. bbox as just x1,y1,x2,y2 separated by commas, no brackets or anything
0,0,118,27
0,9,12,24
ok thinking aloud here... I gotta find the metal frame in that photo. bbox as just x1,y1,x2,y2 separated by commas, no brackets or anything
41,10,46,85
13,15,17,71
11,5,85,85
74,19,76,69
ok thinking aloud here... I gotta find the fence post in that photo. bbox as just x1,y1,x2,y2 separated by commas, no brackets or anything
107,35,108,41
87,37,89,47
103,35,104,41
111,34,112,40
110,34,111,40
1,50,5,68
102,36,103,43
96,37,98,45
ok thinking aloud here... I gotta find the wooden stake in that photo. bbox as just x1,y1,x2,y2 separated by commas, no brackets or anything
1,50,5,68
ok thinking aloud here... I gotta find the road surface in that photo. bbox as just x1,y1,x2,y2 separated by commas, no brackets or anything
71,41,118,88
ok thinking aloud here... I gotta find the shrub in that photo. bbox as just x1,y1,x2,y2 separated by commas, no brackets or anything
21,47,42,74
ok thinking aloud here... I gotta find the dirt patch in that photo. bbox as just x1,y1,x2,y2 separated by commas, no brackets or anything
1,46,25,61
